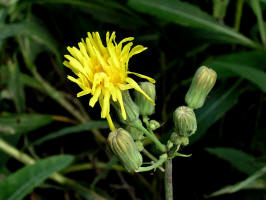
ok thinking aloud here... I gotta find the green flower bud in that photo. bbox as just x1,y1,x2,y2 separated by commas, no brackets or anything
170,132,189,146
135,140,144,152
135,82,156,116
125,125,144,141
149,120,160,131
111,90,139,125
173,106,197,137
185,66,217,109
107,128,143,172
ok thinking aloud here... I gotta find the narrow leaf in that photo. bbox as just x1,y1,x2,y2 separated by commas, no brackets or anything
32,121,108,146
7,60,25,113
207,166,266,197
0,20,59,58
204,51,266,92
0,114,53,135
0,155,73,200
248,0,266,46
128,0,259,48
206,147,263,175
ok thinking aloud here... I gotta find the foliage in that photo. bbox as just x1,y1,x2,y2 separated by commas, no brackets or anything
0,0,266,199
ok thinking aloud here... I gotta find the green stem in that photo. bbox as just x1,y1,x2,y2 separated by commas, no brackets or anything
0,138,103,199
32,69,86,123
136,154,167,172
142,148,164,172
63,162,125,173
165,159,173,200
133,120,166,153
234,0,244,32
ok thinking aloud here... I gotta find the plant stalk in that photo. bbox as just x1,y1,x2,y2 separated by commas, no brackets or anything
234,0,244,32
165,159,173,200
133,120,166,153
136,154,167,172
142,148,165,172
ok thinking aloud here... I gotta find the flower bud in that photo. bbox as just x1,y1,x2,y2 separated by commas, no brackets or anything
111,90,139,124
135,140,144,152
125,125,144,141
185,66,217,109
135,82,156,116
149,120,160,131
107,128,143,172
173,106,197,137
170,132,189,146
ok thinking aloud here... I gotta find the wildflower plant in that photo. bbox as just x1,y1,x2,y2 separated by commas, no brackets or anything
65,31,217,199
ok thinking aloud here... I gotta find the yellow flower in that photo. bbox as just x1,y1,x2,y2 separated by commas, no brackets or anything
64,32,155,130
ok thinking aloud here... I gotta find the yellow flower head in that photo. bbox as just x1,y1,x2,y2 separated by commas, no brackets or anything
64,32,155,130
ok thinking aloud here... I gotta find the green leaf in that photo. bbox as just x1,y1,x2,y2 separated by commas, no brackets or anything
0,20,59,58
248,0,266,46
206,147,263,175
213,0,230,20
7,60,25,113
191,81,243,143
32,121,108,146
0,155,73,200
0,114,53,167
204,51,266,92
27,0,146,29
21,73,43,91
0,114,53,135
207,165,266,197
128,0,259,48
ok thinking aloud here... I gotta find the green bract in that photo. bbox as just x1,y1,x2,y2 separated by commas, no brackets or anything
135,82,156,116
112,90,140,124
125,125,144,140
173,106,197,137
107,128,143,172
170,132,189,146
185,66,217,109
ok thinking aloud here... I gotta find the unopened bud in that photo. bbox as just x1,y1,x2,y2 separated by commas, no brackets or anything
173,106,197,137
135,82,156,116
108,128,142,172
185,66,217,109
135,140,144,152
149,120,160,131
170,132,189,146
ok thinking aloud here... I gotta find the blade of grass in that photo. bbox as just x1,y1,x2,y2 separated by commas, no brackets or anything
128,0,261,48
248,0,266,46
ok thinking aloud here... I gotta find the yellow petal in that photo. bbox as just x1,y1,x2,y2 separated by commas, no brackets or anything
77,89,91,97
89,87,101,107
106,113,115,130
116,88,127,120
92,72,106,92
67,46,83,62
126,77,155,105
128,45,147,58
117,37,134,52
118,84,132,90
64,55,84,73
127,71,156,83
67,75,81,85
101,90,110,118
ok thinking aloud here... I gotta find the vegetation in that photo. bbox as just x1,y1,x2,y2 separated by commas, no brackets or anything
0,0,266,199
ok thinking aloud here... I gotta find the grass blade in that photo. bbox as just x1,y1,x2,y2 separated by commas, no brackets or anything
0,155,73,200
128,0,259,48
